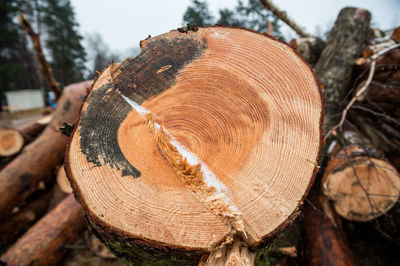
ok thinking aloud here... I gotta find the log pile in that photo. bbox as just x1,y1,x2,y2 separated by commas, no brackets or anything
0,6,399,266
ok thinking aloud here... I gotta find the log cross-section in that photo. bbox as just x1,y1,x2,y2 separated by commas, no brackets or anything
66,26,323,265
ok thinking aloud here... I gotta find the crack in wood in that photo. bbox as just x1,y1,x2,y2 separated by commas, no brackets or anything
117,89,248,247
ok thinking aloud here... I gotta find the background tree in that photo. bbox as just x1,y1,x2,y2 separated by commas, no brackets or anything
183,0,283,39
41,0,86,87
85,32,120,79
231,0,282,38
183,0,214,27
0,0,42,110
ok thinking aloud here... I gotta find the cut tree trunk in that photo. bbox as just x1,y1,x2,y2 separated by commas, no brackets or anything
314,7,371,131
18,114,53,143
0,190,51,252
289,37,325,66
47,181,69,211
303,188,355,266
0,80,91,221
0,194,86,265
0,114,52,160
0,128,24,157
322,130,400,222
66,26,323,265
300,7,371,266
350,114,400,170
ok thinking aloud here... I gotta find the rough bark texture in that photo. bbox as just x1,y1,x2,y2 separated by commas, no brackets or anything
0,191,51,252
350,114,400,170
373,203,400,243
0,80,91,221
304,191,355,266
289,37,325,66
315,7,371,131
47,183,69,211
301,7,372,266
0,194,86,266
19,114,52,144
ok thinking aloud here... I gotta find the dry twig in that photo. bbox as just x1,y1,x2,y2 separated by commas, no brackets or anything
259,0,311,37
326,43,400,138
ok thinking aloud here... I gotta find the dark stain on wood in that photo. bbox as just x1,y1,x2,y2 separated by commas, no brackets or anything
79,35,207,178
79,84,138,177
63,99,71,112
20,172,32,194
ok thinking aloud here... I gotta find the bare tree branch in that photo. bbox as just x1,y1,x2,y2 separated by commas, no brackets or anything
259,0,311,37
18,13,61,101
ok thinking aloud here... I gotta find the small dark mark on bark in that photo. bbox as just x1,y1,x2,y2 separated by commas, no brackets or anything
20,172,32,195
63,99,71,112
60,122,75,137
178,24,199,34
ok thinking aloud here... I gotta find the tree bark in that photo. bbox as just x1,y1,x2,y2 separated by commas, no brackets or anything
302,7,372,266
0,80,91,221
289,37,325,66
350,114,400,170
0,191,51,252
0,194,86,266
203,242,255,266
314,7,371,131
304,189,355,266
18,114,52,144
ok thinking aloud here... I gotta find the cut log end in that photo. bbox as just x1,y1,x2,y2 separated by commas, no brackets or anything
323,157,400,221
57,167,72,194
0,128,24,157
322,131,400,222
66,26,323,263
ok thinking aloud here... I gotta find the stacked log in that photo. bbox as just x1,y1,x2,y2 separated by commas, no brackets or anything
0,194,86,265
0,115,52,169
0,190,52,252
322,130,400,222
0,80,91,221
0,5,400,265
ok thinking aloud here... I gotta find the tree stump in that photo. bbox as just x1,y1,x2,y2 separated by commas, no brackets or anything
66,26,323,265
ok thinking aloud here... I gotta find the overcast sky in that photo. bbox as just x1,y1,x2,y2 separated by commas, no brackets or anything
70,0,400,56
